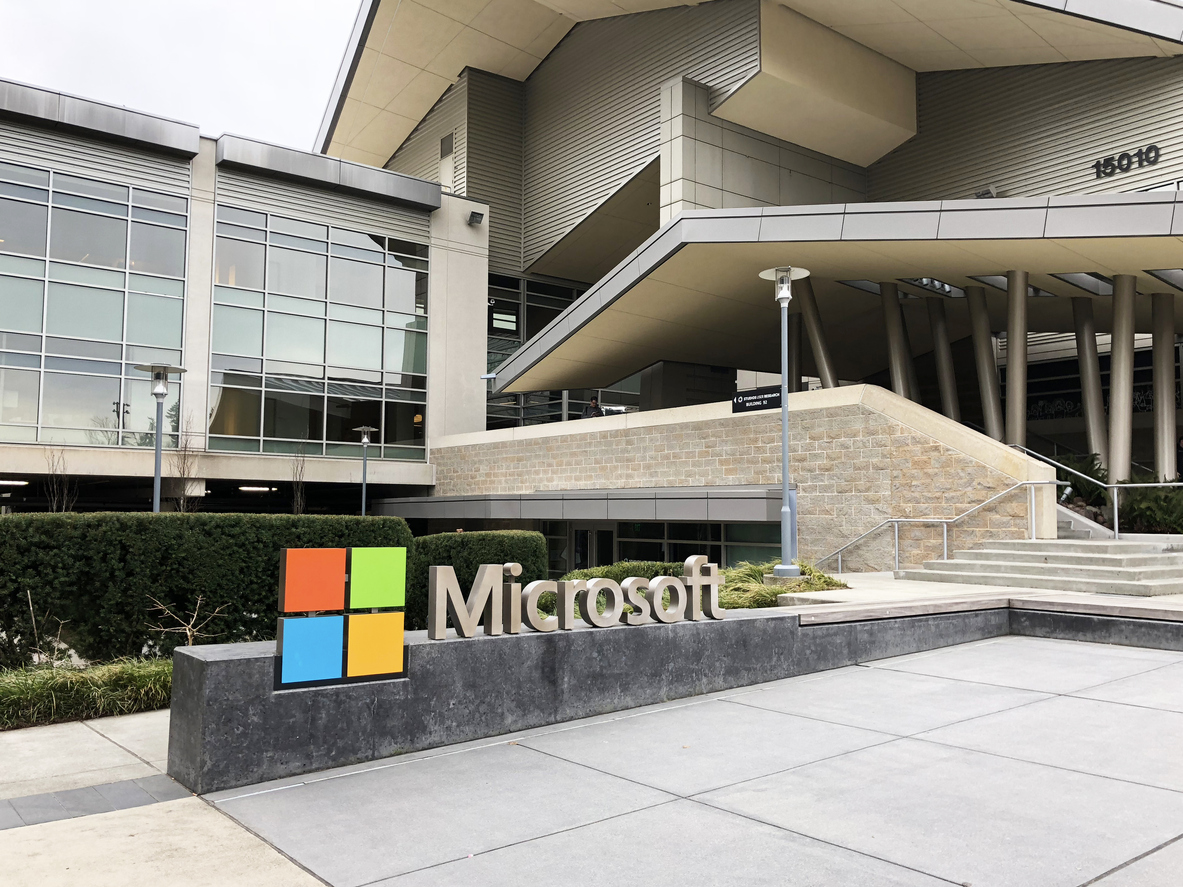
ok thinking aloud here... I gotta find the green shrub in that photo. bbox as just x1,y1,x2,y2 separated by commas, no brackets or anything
407,530,547,630
0,513,413,667
558,562,683,584
1057,455,1183,533
720,559,847,609
0,658,172,730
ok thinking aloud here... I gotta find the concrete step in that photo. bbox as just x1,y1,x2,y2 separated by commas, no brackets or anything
922,558,1183,582
895,568,1183,596
1057,518,1093,540
981,539,1167,555
950,549,1183,568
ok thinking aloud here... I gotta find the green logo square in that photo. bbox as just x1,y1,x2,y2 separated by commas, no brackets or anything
349,547,406,609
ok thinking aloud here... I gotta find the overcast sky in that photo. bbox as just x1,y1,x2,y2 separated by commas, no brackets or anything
0,0,361,150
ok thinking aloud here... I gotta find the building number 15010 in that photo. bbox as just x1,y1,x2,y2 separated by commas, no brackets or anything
1093,145,1160,178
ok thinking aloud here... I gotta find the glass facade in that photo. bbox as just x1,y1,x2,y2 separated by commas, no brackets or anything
486,273,640,429
209,206,428,459
0,160,187,447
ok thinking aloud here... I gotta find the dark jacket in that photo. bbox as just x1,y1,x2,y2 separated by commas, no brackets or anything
581,404,604,419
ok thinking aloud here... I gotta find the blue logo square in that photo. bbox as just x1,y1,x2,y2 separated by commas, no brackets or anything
278,615,344,684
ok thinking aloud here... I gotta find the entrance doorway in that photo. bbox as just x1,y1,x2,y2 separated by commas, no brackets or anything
572,525,614,571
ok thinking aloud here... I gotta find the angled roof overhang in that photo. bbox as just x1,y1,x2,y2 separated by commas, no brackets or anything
317,0,1183,166
492,194,1183,392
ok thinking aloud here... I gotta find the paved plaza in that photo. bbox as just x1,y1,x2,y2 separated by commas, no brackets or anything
5,633,1183,886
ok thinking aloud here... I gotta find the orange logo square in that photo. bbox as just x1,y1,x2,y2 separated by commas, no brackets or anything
279,548,347,612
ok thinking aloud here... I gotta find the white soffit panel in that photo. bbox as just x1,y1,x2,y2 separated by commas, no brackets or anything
714,1,917,167
319,0,1183,167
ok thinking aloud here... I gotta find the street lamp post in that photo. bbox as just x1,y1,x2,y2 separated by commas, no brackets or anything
354,425,378,516
759,267,809,578
134,364,186,513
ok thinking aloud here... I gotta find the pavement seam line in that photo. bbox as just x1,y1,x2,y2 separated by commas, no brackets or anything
198,793,335,887
352,798,684,885
685,795,965,886
1076,828,1183,886
909,733,1183,797
80,718,161,771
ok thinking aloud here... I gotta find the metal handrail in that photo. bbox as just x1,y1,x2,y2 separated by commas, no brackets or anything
1007,443,1183,540
817,480,1062,574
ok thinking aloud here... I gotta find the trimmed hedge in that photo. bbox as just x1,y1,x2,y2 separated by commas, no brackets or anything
559,562,684,583
407,530,548,630
0,513,412,667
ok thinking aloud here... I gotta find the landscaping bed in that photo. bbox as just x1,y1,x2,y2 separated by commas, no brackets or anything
0,658,171,731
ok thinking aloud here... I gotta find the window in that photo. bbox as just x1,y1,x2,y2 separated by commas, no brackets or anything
215,237,264,290
129,222,185,277
210,206,429,459
0,198,47,256
0,163,188,448
50,208,126,268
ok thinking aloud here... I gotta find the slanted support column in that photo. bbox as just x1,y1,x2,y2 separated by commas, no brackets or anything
880,282,913,400
786,313,802,393
966,286,1003,440
926,297,960,421
1071,297,1108,469
1109,274,1137,482
797,276,837,388
1005,270,1028,447
1153,292,1177,481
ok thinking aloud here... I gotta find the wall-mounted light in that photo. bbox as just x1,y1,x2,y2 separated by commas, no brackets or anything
0,480,29,486
239,486,276,492
467,211,484,226
900,277,964,298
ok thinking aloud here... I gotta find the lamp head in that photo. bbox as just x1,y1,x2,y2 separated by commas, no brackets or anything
353,425,378,445
133,364,186,399
759,266,810,305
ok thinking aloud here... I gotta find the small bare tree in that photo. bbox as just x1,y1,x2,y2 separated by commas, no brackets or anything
25,588,71,665
146,594,227,647
44,449,78,513
291,441,307,515
170,413,201,513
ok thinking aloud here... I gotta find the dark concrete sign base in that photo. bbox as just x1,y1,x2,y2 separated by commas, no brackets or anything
167,604,1180,794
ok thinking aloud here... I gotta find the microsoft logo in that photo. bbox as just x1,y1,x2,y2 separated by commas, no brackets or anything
275,547,408,688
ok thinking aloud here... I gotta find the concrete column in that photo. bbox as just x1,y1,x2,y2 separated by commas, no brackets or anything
1153,292,1177,480
1108,274,1137,481
1071,297,1108,468
966,286,1004,440
797,276,837,388
786,313,802,393
926,297,960,421
901,304,922,403
880,282,912,399
1005,270,1028,447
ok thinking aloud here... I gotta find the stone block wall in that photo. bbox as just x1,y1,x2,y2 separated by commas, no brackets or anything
431,393,1045,571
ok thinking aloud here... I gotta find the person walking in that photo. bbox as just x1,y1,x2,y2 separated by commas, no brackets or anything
581,396,604,419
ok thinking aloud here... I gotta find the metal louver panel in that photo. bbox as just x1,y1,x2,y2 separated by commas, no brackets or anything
522,0,759,267
386,74,468,196
215,169,430,243
870,57,1183,201
0,120,191,193
466,72,524,274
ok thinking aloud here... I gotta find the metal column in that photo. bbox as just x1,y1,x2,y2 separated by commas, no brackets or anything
1071,297,1108,468
1109,274,1137,482
926,297,960,421
966,286,1003,440
1153,292,1177,480
880,282,912,399
1005,270,1028,447
786,313,803,393
797,276,838,389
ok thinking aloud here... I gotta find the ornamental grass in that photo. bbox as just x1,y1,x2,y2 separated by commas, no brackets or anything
0,658,172,731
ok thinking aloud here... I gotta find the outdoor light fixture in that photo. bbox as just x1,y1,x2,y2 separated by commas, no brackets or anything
238,486,277,492
133,363,186,513
0,480,29,486
901,277,964,298
467,211,484,226
354,425,379,516
480,372,496,380
758,266,808,579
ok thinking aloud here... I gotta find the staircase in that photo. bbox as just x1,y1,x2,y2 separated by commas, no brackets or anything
896,539,1183,596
